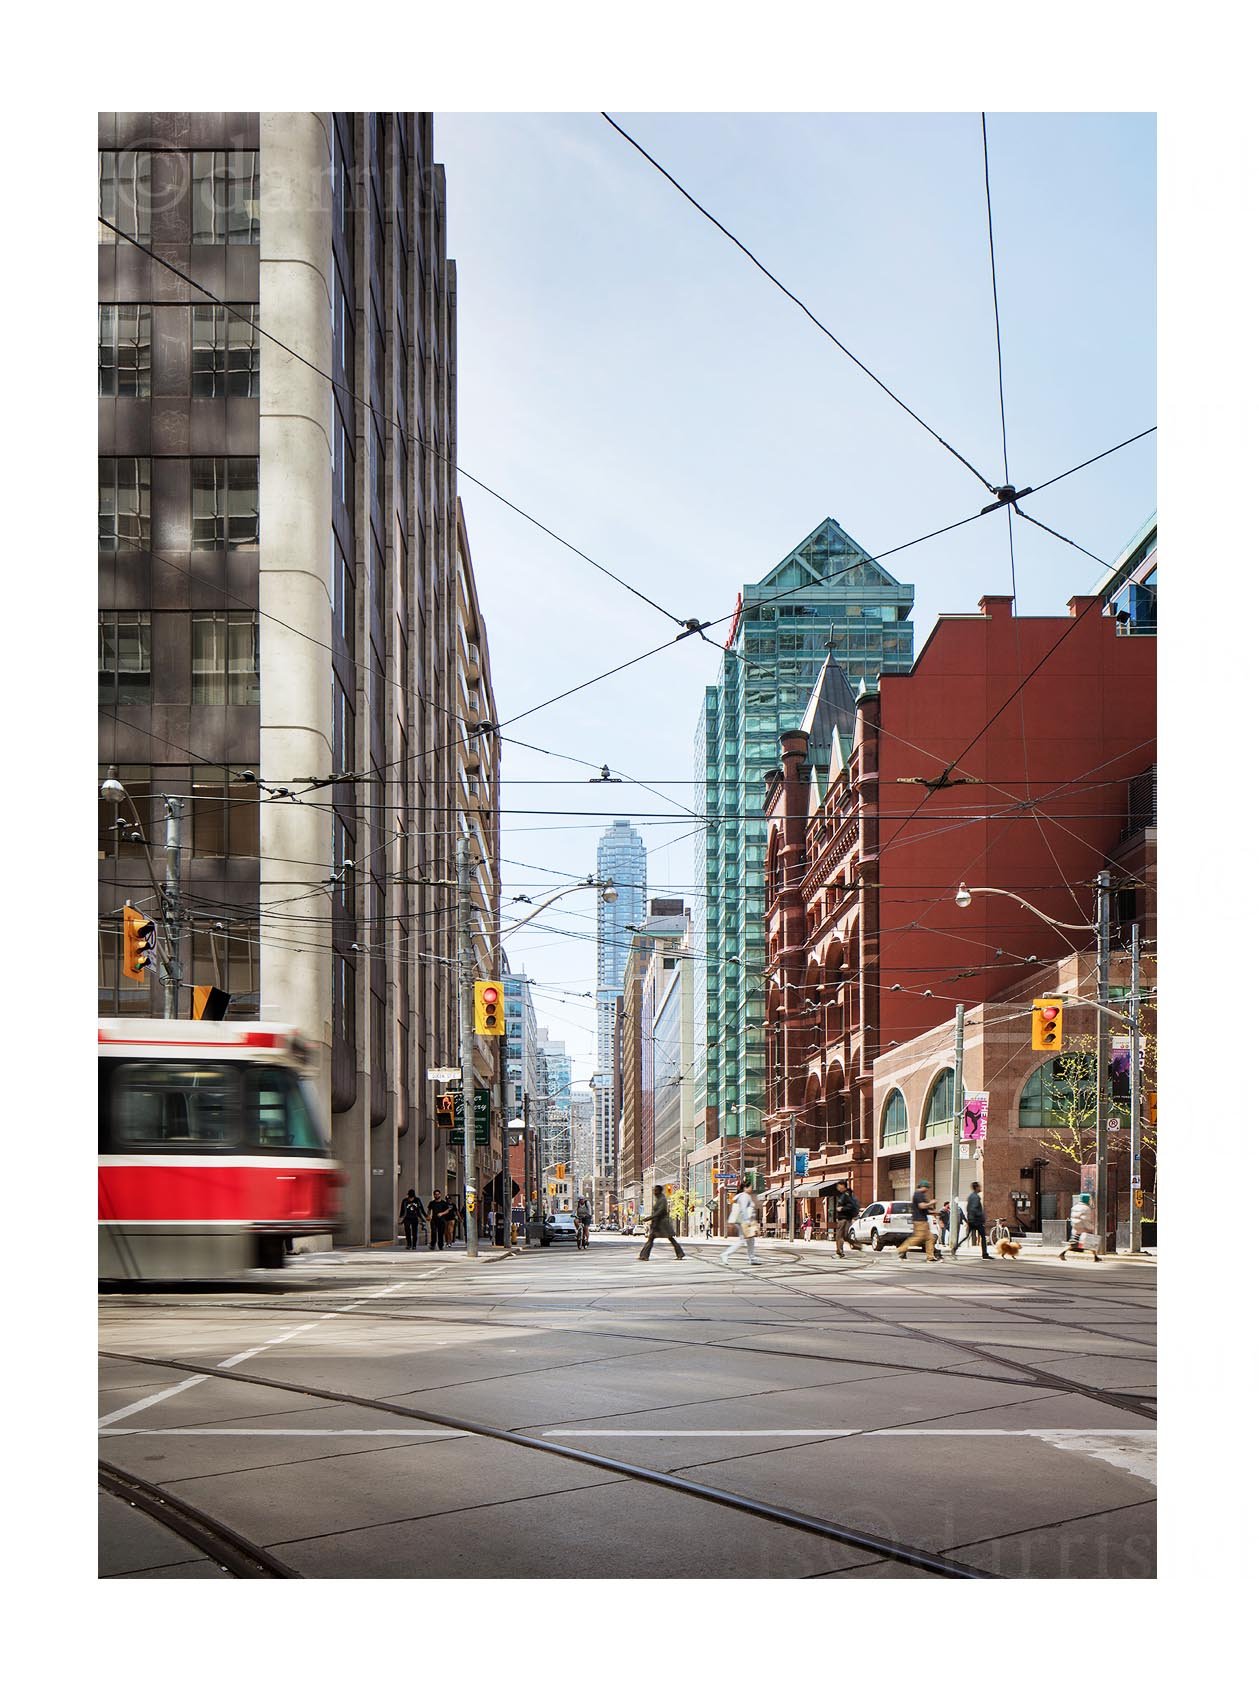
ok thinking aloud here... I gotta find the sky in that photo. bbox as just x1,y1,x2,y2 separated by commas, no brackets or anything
434,111,1156,1080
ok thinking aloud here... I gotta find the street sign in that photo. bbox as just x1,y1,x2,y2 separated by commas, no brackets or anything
1107,1117,1122,1132
716,1172,739,1185
962,1093,988,1142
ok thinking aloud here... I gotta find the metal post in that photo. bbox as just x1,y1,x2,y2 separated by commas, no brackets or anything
1127,923,1142,1254
1094,872,1112,1254
941,1001,961,1257
500,1026,512,1249
788,1114,797,1241
163,797,183,1019
457,836,478,1257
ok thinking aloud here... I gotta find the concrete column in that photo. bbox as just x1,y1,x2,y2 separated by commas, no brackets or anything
258,113,335,1141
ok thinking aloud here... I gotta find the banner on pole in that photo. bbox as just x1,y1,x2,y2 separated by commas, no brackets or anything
961,1092,989,1142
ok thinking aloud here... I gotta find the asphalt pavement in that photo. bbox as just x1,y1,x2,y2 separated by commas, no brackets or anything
98,1235,1155,1579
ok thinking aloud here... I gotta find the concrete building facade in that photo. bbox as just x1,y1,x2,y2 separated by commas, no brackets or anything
98,112,499,1244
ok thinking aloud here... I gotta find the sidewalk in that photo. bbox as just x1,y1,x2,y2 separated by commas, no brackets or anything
700,1235,1156,1269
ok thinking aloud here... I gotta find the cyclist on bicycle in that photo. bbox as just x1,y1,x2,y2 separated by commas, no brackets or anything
574,1195,593,1249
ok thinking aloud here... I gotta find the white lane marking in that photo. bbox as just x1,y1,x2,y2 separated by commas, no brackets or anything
97,1376,207,1428
540,1428,1156,1439
1037,1430,1158,1486
100,1428,464,1438
98,1279,414,1428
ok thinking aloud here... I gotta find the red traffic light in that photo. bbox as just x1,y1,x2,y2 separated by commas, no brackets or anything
1041,1006,1059,1022
482,986,499,1005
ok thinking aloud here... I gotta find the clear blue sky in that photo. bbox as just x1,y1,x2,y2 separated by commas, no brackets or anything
435,111,1155,1075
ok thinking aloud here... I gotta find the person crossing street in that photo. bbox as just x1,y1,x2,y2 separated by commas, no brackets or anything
896,1180,941,1261
638,1185,686,1261
721,1179,762,1266
955,1181,991,1258
834,1183,861,1256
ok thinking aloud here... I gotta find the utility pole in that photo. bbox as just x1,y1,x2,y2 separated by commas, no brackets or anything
499,1026,512,1249
457,835,478,1258
948,1004,964,1257
1127,922,1142,1254
162,797,183,1019
1094,871,1112,1253
787,1113,797,1241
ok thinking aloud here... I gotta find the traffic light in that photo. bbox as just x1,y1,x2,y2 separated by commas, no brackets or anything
122,904,157,983
437,1092,457,1129
1031,998,1064,1052
475,980,504,1035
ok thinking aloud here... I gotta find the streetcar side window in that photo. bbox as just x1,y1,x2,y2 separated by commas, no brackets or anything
243,1068,328,1153
111,1060,240,1147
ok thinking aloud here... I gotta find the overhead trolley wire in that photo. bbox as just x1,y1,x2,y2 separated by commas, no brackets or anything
600,112,999,497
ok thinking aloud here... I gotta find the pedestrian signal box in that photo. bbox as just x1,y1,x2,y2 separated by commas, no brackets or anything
1031,998,1064,1052
475,980,505,1035
437,1093,457,1129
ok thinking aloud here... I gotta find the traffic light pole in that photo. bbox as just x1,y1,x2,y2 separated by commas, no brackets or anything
948,1004,964,1257
162,797,183,1020
787,1114,796,1241
457,835,478,1258
1127,922,1143,1254
1093,871,1112,1253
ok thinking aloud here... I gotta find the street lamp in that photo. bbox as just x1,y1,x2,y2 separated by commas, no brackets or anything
955,874,1133,1253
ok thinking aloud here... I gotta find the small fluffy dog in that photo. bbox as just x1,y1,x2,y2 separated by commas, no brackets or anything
995,1237,1022,1259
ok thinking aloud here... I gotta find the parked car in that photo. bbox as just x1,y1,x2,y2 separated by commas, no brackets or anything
539,1213,578,1246
849,1200,944,1250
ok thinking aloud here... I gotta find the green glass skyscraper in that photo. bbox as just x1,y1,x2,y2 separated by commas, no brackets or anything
693,517,915,1148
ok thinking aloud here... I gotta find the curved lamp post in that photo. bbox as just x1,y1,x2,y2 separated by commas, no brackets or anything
955,873,1133,1253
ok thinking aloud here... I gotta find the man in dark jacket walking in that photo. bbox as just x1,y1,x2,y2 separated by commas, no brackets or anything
956,1181,990,1258
399,1189,424,1250
834,1184,861,1256
427,1192,449,1250
638,1185,686,1261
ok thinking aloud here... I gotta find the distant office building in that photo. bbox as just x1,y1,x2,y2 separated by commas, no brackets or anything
694,517,914,1171
538,1029,573,1209
618,899,690,1216
570,1089,596,1201
594,820,646,1197
96,112,499,1245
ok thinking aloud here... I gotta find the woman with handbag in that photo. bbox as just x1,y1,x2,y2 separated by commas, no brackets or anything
720,1178,762,1266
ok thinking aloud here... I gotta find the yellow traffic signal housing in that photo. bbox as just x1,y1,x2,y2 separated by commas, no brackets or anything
122,904,157,983
474,979,505,1035
1031,997,1065,1052
436,1092,457,1129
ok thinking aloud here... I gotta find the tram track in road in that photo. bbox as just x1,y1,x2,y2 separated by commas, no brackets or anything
99,1460,301,1578
99,1280,1158,1411
97,1347,996,1579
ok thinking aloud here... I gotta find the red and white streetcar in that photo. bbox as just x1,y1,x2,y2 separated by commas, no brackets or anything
98,1019,341,1280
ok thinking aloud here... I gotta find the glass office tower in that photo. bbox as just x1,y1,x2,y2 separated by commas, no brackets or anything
693,518,915,1146
594,821,647,1183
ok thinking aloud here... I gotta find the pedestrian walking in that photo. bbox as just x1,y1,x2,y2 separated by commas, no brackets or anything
427,1192,449,1250
834,1183,861,1256
638,1185,686,1261
1059,1192,1099,1260
721,1179,762,1266
896,1180,940,1261
938,1199,951,1246
399,1188,423,1251
801,1213,813,1242
956,1181,990,1258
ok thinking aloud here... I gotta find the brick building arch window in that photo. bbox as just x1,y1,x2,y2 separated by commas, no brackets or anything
881,1089,908,1148
922,1070,955,1139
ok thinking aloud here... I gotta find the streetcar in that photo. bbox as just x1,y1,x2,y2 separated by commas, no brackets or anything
98,1019,341,1281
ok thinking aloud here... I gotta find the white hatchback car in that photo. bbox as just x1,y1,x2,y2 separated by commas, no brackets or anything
850,1200,945,1250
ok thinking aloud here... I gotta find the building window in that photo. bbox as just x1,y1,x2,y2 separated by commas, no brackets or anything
192,612,259,705
99,611,151,705
922,1070,955,1139
192,151,260,244
881,1088,908,1148
191,767,259,859
98,306,152,397
333,675,354,775
99,458,151,550
98,764,152,858
192,921,259,1004
191,305,260,398
99,151,151,244
191,458,259,549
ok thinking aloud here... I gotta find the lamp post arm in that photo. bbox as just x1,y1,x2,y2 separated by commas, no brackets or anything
961,884,1097,935
498,880,609,940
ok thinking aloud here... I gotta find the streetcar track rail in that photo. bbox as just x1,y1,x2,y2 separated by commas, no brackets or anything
99,1460,301,1578
98,1348,996,1579
98,1293,1157,1409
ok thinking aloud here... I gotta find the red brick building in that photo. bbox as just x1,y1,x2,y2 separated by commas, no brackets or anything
762,590,1156,1229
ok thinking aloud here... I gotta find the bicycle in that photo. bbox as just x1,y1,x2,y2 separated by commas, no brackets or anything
987,1216,1011,1246
576,1220,591,1250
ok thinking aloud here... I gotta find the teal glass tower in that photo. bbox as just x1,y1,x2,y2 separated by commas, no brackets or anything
693,518,915,1145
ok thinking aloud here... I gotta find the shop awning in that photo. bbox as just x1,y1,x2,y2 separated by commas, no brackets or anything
767,1179,842,1200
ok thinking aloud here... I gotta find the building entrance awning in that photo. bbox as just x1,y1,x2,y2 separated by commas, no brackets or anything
767,1179,843,1200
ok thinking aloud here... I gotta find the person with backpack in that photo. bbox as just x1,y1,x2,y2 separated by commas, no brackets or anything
834,1183,861,1256
399,1188,424,1251
721,1179,762,1266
